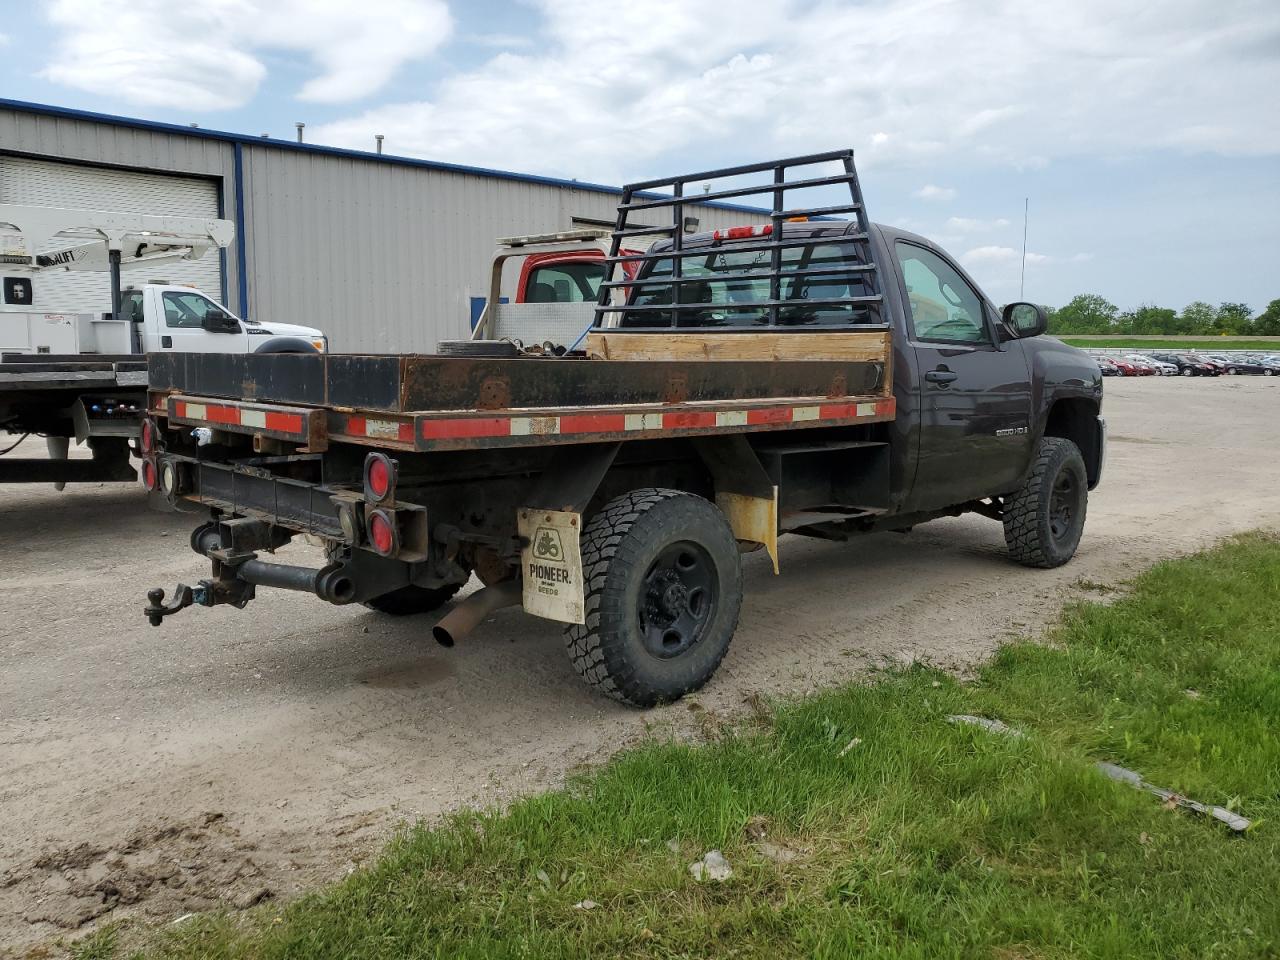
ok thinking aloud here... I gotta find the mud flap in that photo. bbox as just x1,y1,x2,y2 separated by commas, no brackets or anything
518,508,585,624
716,487,780,574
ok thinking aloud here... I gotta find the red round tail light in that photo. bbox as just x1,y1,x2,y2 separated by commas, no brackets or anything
140,419,155,455
364,453,396,503
141,459,158,491
369,509,396,556
368,458,390,498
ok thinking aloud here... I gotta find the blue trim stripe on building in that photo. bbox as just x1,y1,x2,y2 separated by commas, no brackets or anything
232,142,250,320
0,98,770,216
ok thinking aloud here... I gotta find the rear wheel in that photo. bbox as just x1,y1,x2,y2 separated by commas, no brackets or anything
565,488,742,707
1003,437,1088,569
363,582,465,616
1181,368,1193,377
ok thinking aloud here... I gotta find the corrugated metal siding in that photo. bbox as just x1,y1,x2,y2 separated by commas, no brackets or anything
240,147,770,352
1,105,769,354
0,156,222,312
0,108,239,307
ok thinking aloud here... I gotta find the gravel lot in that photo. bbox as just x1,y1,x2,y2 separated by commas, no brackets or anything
2,376,1279,952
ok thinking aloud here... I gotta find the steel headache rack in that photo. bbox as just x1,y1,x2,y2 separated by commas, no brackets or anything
592,149,886,333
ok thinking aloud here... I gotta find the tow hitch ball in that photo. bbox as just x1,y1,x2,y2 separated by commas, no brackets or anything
144,585,200,626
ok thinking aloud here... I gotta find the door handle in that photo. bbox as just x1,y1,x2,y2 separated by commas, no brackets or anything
161,336,172,348
925,368,958,384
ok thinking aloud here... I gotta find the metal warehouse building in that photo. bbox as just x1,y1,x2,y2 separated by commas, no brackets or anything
0,99,767,353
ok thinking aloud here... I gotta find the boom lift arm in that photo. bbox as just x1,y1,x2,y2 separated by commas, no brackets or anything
0,203,234,321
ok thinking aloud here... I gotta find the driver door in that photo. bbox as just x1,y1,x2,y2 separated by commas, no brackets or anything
159,290,247,353
895,241,1032,510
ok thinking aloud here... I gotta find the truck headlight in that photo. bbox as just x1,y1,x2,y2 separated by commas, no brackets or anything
312,338,327,352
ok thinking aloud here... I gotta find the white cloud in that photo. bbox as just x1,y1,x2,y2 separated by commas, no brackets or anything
0,33,10,47
946,216,1011,233
40,0,452,109
914,184,957,202
467,33,536,49
962,246,1049,266
307,0,1280,183
962,246,1017,264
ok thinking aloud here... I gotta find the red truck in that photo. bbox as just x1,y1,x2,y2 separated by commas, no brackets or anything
141,151,1106,707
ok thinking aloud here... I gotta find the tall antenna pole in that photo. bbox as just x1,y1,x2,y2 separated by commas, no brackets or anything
1020,197,1029,299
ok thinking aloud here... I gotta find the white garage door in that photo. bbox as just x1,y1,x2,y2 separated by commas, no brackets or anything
0,156,225,314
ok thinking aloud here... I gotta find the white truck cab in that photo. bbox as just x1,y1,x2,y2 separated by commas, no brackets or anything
121,284,326,355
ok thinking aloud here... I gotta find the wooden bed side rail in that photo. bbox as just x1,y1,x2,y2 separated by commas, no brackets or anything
586,330,893,395
585,329,890,363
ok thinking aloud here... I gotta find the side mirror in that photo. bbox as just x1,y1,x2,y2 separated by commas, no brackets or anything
1002,301,1047,339
201,310,238,333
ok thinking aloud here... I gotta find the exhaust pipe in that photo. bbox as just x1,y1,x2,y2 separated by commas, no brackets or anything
432,580,521,647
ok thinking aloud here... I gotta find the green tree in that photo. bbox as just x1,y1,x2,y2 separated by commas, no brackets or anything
1215,302,1253,335
1127,304,1178,335
1047,294,1119,334
1253,299,1280,337
1179,301,1217,335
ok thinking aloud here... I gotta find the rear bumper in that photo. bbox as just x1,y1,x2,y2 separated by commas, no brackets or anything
167,454,345,539
159,452,428,565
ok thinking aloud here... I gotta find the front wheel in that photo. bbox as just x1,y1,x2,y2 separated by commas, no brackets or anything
565,488,742,707
1181,368,1193,377
1003,437,1088,569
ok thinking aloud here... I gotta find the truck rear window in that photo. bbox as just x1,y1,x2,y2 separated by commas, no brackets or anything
620,242,875,328
526,261,605,303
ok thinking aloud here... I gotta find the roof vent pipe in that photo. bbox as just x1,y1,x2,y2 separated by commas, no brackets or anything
375,134,384,155
295,122,305,143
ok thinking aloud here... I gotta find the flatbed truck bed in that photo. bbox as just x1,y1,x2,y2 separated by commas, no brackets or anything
146,347,892,453
0,352,147,484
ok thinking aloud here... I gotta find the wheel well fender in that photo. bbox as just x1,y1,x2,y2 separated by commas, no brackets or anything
253,336,319,353
1043,397,1102,488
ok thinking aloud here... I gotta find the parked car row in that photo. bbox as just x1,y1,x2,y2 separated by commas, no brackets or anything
1094,352,1280,377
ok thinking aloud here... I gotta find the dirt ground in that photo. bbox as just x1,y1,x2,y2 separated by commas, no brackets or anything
2,376,1278,953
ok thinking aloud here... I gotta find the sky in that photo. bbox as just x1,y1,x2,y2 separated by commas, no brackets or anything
2,0,1278,312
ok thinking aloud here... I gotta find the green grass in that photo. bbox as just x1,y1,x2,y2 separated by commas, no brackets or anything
118,535,1280,960
1058,336,1280,352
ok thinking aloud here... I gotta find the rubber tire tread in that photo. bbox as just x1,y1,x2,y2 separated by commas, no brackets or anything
1003,436,1088,569
565,488,742,707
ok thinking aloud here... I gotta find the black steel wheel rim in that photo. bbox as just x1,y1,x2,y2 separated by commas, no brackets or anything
638,541,718,659
1049,467,1081,542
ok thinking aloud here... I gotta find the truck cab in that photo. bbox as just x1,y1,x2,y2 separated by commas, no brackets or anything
593,216,1105,531
120,284,327,355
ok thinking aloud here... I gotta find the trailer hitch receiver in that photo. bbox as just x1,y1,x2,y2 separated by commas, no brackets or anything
144,576,255,626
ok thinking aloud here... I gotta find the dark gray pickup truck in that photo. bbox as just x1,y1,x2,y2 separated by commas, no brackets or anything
141,150,1105,707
